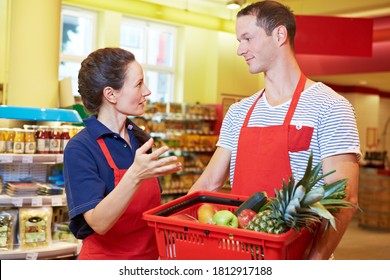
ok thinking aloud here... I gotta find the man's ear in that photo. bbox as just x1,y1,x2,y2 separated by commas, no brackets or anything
102,86,116,104
274,25,287,45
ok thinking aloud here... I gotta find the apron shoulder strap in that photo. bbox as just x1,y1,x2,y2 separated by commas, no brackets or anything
283,73,307,125
243,90,264,127
97,138,119,171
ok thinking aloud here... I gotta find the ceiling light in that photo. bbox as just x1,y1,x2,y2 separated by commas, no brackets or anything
226,1,241,10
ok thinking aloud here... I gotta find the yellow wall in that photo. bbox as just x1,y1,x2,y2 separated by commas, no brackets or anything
0,0,8,86
181,26,218,104
98,10,122,48
7,0,61,107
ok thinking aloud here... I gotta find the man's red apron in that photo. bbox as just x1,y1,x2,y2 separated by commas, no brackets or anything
232,74,312,197
78,138,160,260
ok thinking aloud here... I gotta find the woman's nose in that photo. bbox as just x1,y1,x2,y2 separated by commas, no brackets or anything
143,84,151,96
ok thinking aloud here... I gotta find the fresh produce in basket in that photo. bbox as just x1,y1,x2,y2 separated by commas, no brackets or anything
212,210,239,228
197,203,218,224
233,191,268,216
237,209,257,229
247,151,357,234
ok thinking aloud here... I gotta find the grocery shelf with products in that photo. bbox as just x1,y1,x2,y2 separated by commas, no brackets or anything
0,106,82,260
131,102,222,203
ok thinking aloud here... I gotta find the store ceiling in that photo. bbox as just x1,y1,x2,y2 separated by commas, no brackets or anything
139,0,390,94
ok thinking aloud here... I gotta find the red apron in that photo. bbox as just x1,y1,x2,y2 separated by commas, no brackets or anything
232,74,311,197
78,138,160,260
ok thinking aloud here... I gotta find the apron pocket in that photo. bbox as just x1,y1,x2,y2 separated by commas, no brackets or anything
288,125,313,152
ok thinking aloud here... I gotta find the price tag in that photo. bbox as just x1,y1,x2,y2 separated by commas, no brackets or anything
31,197,43,207
51,197,63,206
22,155,33,163
12,197,23,207
26,252,39,260
56,155,63,163
0,155,12,163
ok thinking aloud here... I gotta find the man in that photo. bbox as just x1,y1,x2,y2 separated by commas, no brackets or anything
189,0,361,260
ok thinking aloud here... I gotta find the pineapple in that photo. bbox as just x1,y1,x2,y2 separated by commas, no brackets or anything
247,151,356,234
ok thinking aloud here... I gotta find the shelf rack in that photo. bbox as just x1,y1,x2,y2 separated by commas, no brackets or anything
0,106,82,259
0,105,82,123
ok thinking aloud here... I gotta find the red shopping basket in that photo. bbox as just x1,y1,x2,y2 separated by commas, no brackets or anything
143,191,315,260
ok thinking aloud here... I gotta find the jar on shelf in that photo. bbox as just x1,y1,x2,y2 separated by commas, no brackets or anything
5,128,15,153
60,128,71,153
13,128,25,154
24,128,37,154
0,128,6,153
49,126,61,154
36,125,50,154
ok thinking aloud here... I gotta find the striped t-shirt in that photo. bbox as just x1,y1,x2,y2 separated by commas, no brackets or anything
218,82,361,189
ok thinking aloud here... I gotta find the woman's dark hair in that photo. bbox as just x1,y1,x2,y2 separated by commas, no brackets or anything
237,0,296,50
78,47,135,115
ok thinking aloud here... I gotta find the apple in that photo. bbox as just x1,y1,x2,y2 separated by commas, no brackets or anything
212,210,238,228
237,209,257,229
197,203,218,224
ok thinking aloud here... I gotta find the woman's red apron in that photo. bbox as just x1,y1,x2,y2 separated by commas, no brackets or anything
232,74,312,197
78,138,160,260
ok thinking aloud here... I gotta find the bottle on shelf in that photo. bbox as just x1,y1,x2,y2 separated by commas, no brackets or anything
49,127,61,154
13,128,25,154
24,128,37,154
0,128,6,153
36,126,50,154
60,128,71,153
5,128,15,153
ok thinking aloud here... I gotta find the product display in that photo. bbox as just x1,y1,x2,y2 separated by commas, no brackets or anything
52,222,77,243
5,182,41,197
0,106,82,259
0,124,82,155
0,129,5,153
131,102,219,202
4,128,15,153
12,128,25,154
24,128,36,154
19,207,53,249
0,209,18,251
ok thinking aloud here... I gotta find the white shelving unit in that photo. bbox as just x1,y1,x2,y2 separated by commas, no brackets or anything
0,106,82,260
0,241,81,260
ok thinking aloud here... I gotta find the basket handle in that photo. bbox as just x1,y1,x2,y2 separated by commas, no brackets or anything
155,195,243,216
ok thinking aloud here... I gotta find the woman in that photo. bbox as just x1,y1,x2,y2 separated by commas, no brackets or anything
63,47,182,259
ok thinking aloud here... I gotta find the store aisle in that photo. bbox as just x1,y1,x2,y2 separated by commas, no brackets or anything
333,215,390,260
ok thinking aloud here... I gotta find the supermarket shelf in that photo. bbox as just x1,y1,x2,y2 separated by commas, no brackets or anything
0,153,63,164
0,241,81,260
0,105,82,123
0,194,66,207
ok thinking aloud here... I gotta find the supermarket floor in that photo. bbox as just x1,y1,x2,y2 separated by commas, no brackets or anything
333,215,390,260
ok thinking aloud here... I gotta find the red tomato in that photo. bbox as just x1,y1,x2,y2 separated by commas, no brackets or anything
237,209,257,229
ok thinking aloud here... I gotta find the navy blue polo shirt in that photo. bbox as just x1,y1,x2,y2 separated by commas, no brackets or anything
63,116,144,239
